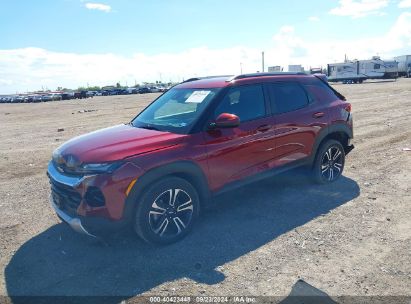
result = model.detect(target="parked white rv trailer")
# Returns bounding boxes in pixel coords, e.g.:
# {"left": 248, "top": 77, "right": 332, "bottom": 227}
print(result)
{"left": 383, "top": 60, "right": 399, "bottom": 79}
{"left": 288, "top": 65, "right": 304, "bottom": 73}
{"left": 358, "top": 56, "right": 386, "bottom": 80}
{"left": 328, "top": 56, "right": 398, "bottom": 83}
{"left": 327, "top": 61, "right": 365, "bottom": 83}
{"left": 393, "top": 55, "right": 411, "bottom": 77}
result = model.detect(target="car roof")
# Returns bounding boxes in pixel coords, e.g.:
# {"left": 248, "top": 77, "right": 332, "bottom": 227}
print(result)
{"left": 176, "top": 73, "right": 319, "bottom": 89}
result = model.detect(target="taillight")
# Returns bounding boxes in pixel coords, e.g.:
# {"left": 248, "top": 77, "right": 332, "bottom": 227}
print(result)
{"left": 345, "top": 103, "right": 352, "bottom": 113}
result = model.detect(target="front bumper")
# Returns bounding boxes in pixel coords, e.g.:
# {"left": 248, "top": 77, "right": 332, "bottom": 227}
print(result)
{"left": 47, "top": 161, "right": 139, "bottom": 237}
{"left": 50, "top": 195, "right": 96, "bottom": 238}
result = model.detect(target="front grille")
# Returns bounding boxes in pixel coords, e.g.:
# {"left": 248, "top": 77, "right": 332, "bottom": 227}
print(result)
{"left": 49, "top": 178, "right": 82, "bottom": 216}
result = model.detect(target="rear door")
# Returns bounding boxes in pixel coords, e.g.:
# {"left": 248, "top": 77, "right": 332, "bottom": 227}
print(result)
{"left": 266, "top": 81, "right": 329, "bottom": 167}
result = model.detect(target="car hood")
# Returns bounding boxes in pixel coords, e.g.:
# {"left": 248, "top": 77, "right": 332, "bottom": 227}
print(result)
{"left": 56, "top": 124, "right": 187, "bottom": 163}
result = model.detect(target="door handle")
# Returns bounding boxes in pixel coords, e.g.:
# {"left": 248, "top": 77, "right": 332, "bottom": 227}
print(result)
{"left": 313, "top": 112, "right": 325, "bottom": 118}
{"left": 257, "top": 124, "right": 271, "bottom": 132}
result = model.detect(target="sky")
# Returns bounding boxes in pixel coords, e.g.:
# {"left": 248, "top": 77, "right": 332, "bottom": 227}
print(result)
{"left": 0, "top": 0, "right": 411, "bottom": 93}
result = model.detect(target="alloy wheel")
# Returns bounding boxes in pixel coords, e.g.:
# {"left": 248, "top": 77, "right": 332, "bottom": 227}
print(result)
{"left": 148, "top": 188, "right": 194, "bottom": 238}
{"left": 321, "top": 146, "right": 343, "bottom": 181}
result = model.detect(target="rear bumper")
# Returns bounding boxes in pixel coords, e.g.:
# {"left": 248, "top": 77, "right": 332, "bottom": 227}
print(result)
{"left": 345, "top": 144, "right": 354, "bottom": 155}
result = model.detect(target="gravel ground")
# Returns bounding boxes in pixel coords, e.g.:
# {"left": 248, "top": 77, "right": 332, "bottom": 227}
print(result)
{"left": 0, "top": 79, "right": 410, "bottom": 302}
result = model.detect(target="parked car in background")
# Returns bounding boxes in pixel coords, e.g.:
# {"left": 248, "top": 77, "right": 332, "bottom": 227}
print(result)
{"left": 149, "top": 86, "right": 160, "bottom": 93}
{"left": 13, "top": 96, "right": 24, "bottom": 103}
{"left": 33, "top": 95, "right": 43, "bottom": 103}
{"left": 126, "top": 88, "right": 138, "bottom": 94}
{"left": 24, "top": 96, "right": 34, "bottom": 103}
{"left": 86, "top": 91, "right": 95, "bottom": 98}
{"left": 51, "top": 94, "right": 62, "bottom": 101}
{"left": 41, "top": 95, "right": 53, "bottom": 102}
{"left": 61, "top": 93, "right": 72, "bottom": 100}
{"left": 9, "top": 96, "right": 17, "bottom": 103}
{"left": 138, "top": 87, "right": 150, "bottom": 94}
{"left": 74, "top": 91, "right": 88, "bottom": 99}
{"left": 159, "top": 87, "right": 169, "bottom": 92}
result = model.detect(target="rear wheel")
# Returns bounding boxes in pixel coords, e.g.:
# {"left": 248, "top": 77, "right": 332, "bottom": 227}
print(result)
{"left": 134, "top": 177, "right": 200, "bottom": 244}
{"left": 312, "top": 140, "right": 345, "bottom": 184}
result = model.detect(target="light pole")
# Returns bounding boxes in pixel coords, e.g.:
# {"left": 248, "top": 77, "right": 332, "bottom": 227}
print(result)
{"left": 262, "top": 51, "right": 265, "bottom": 73}
{"left": 240, "top": 62, "right": 243, "bottom": 74}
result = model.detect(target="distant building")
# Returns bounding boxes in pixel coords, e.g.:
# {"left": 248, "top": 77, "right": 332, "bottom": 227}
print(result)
{"left": 267, "top": 66, "right": 283, "bottom": 72}
{"left": 288, "top": 65, "right": 304, "bottom": 73}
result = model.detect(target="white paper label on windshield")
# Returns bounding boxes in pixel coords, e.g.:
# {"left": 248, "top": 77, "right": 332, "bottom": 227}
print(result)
{"left": 185, "top": 90, "right": 211, "bottom": 103}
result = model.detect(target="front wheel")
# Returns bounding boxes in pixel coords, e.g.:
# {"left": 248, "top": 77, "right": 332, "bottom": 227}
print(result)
{"left": 312, "top": 140, "right": 345, "bottom": 184}
{"left": 134, "top": 177, "right": 200, "bottom": 244}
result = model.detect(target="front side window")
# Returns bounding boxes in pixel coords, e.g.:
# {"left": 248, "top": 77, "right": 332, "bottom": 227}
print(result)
{"left": 132, "top": 88, "right": 221, "bottom": 133}
{"left": 214, "top": 85, "right": 266, "bottom": 122}
{"left": 268, "top": 83, "right": 309, "bottom": 114}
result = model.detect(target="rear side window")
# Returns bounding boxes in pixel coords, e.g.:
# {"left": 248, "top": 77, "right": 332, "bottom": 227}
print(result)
{"left": 304, "top": 84, "right": 334, "bottom": 103}
{"left": 304, "top": 78, "right": 344, "bottom": 103}
{"left": 268, "top": 83, "right": 308, "bottom": 114}
{"left": 215, "top": 85, "right": 266, "bottom": 122}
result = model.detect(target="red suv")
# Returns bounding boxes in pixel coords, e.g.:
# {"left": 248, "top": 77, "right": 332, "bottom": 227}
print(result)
{"left": 47, "top": 73, "right": 353, "bottom": 244}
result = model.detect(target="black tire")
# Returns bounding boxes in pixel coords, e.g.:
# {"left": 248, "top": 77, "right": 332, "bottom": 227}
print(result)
{"left": 134, "top": 176, "right": 200, "bottom": 245}
{"left": 312, "top": 139, "right": 345, "bottom": 184}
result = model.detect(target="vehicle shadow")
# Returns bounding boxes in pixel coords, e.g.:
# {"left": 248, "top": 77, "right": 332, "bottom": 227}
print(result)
{"left": 5, "top": 172, "right": 360, "bottom": 301}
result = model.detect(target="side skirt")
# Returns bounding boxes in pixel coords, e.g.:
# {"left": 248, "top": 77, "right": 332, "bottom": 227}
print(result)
{"left": 213, "top": 158, "right": 312, "bottom": 197}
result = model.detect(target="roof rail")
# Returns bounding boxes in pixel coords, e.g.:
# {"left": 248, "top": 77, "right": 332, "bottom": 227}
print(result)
{"left": 227, "top": 72, "right": 307, "bottom": 82}
{"left": 182, "top": 75, "right": 233, "bottom": 83}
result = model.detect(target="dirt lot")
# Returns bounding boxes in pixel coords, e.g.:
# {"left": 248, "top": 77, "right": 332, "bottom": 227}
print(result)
{"left": 0, "top": 79, "right": 410, "bottom": 302}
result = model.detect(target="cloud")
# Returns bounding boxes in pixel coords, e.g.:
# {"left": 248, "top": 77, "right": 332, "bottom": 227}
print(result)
{"left": 268, "top": 12, "right": 411, "bottom": 68}
{"left": 330, "top": 0, "right": 389, "bottom": 18}
{"left": 308, "top": 16, "right": 320, "bottom": 22}
{"left": 84, "top": 2, "right": 111, "bottom": 12}
{"left": 1, "top": 13, "right": 411, "bottom": 93}
{"left": 0, "top": 47, "right": 261, "bottom": 93}
{"left": 398, "top": 0, "right": 411, "bottom": 8}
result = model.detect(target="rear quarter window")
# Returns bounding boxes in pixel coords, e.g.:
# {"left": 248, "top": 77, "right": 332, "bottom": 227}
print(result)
{"left": 303, "top": 82, "right": 341, "bottom": 104}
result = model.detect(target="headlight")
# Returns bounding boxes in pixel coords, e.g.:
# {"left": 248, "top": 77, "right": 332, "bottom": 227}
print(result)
{"left": 76, "top": 162, "right": 124, "bottom": 174}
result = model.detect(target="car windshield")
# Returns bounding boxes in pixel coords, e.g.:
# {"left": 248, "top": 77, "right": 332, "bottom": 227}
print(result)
{"left": 132, "top": 87, "right": 221, "bottom": 133}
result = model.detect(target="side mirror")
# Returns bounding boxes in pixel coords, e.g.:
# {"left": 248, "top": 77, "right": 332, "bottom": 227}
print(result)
{"left": 211, "top": 113, "right": 240, "bottom": 129}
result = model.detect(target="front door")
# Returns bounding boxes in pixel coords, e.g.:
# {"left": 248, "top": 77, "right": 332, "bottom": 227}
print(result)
{"left": 203, "top": 84, "right": 276, "bottom": 191}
